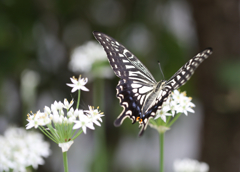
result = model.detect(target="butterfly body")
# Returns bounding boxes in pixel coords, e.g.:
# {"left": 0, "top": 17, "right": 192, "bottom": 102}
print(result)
{"left": 93, "top": 31, "right": 212, "bottom": 136}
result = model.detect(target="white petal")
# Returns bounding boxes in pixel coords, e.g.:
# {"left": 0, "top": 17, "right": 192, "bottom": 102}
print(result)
{"left": 73, "top": 121, "right": 82, "bottom": 130}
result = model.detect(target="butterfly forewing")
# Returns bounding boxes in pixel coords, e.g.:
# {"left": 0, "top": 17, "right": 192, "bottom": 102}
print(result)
{"left": 165, "top": 48, "right": 212, "bottom": 90}
{"left": 93, "top": 31, "right": 212, "bottom": 136}
{"left": 93, "top": 32, "right": 156, "bottom": 83}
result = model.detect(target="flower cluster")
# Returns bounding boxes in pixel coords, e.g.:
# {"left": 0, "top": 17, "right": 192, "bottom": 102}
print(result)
{"left": 149, "top": 90, "right": 195, "bottom": 133}
{"left": 155, "top": 90, "right": 195, "bottom": 122}
{"left": 26, "top": 76, "right": 104, "bottom": 152}
{"left": 26, "top": 100, "right": 103, "bottom": 133}
{"left": 68, "top": 41, "right": 114, "bottom": 79}
{"left": 173, "top": 158, "right": 209, "bottom": 172}
{"left": 0, "top": 127, "right": 50, "bottom": 172}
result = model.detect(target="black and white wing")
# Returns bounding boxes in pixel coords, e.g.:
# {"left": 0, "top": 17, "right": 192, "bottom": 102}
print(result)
{"left": 165, "top": 48, "right": 212, "bottom": 90}
{"left": 93, "top": 31, "right": 157, "bottom": 135}
{"left": 93, "top": 31, "right": 212, "bottom": 136}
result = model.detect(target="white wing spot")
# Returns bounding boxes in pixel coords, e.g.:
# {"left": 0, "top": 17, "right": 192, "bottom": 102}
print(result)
{"left": 126, "top": 110, "right": 132, "bottom": 115}
{"left": 119, "top": 53, "right": 124, "bottom": 57}
{"left": 177, "top": 75, "right": 181, "bottom": 80}
{"left": 118, "top": 94, "right": 124, "bottom": 99}
{"left": 126, "top": 65, "right": 135, "bottom": 69}
{"left": 133, "top": 89, "right": 137, "bottom": 93}
{"left": 131, "top": 83, "right": 142, "bottom": 88}
{"left": 122, "top": 102, "right": 129, "bottom": 108}
{"left": 139, "top": 86, "right": 153, "bottom": 94}
{"left": 134, "top": 93, "right": 139, "bottom": 97}
{"left": 140, "top": 95, "right": 145, "bottom": 105}
{"left": 162, "top": 91, "right": 166, "bottom": 96}
{"left": 137, "top": 95, "right": 141, "bottom": 100}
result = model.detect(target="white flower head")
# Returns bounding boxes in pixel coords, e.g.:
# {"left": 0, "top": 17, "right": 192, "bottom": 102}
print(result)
{"left": 173, "top": 158, "right": 209, "bottom": 172}
{"left": 0, "top": 127, "right": 51, "bottom": 171}
{"left": 66, "top": 75, "right": 89, "bottom": 92}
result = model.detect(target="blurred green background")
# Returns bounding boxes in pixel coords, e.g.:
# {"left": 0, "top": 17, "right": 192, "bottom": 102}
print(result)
{"left": 0, "top": 0, "right": 240, "bottom": 172}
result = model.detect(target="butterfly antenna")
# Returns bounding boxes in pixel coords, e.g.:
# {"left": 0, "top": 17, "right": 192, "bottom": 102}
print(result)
{"left": 158, "top": 61, "right": 165, "bottom": 80}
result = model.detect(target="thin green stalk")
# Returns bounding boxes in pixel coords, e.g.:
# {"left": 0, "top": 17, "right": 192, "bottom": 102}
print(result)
{"left": 62, "top": 152, "right": 69, "bottom": 172}
{"left": 166, "top": 115, "right": 172, "bottom": 125}
{"left": 39, "top": 126, "right": 58, "bottom": 143}
{"left": 76, "top": 89, "right": 81, "bottom": 109}
{"left": 72, "top": 129, "right": 83, "bottom": 140}
{"left": 92, "top": 78, "right": 108, "bottom": 172}
{"left": 167, "top": 113, "right": 181, "bottom": 127}
{"left": 160, "top": 132, "right": 165, "bottom": 172}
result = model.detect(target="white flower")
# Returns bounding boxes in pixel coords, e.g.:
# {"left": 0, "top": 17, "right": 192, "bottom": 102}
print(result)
{"left": 66, "top": 76, "right": 89, "bottom": 92}
{"left": 173, "top": 158, "right": 209, "bottom": 172}
{"left": 52, "top": 110, "right": 61, "bottom": 124}
{"left": 26, "top": 111, "right": 51, "bottom": 129}
{"left": 155, "top": 106, "right": 172, "bottom": 122}
{"left": 84, "top": 106, "right": 104, "bottom": 126}
{"left": 176, "top": 97, "right": 195, "bottom": 116}
{"left": 67, "top": 107, "right": 74, "bottom": 117}
{"left": 68, "top": 41, "right": 114, "bottom": 78}
{"left": 44, "top": 106, "right": 51, "bottom": 115}
{"left": 172, "top": 90, "right": 187, "bottom": 104}
{"left": 63, "top": 99, "right": 74, "bottom": 110}
{"left": 0, "top": 127, "right": 51, "bottom": 171}
{"left": 69, "top": 41, "right": 106, "bottom": 73}
{"left": 73, "top": 112, "right": 95, "bottom": 134}
{"left": 58, "top": 141, "right": 74, "bottom": 152}
{"left": 53, "top": 100, "right": 64, "bottom": 110}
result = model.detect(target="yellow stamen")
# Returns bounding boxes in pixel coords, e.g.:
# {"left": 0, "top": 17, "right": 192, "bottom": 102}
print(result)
{"left": 182, "top": 91, "right": 186, "bottom": 96}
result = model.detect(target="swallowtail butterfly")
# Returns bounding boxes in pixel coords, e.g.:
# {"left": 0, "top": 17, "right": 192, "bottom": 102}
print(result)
{"left": 93, "top": 31, "right": 212, "bottom": 136}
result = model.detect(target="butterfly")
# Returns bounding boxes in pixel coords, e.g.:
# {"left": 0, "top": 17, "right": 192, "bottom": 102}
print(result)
{"left": 93, "top": 31, "right": 212, "bottom": 136}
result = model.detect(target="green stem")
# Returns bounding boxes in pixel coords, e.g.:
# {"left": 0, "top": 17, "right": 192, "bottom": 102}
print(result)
{"left": 76, "top": 89, "right": 81, "bottom": 109}
{"left": 160, "top": 132, "right": 165, "bottom": 172}
{"left": 62, "top": 152, "right": 69, "bottom": 172}
{"left": 167, "top": 113, "right": 182, "bottom": 127}
{"left": 72, "top": 129, "right": 83, "bottom": 140}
